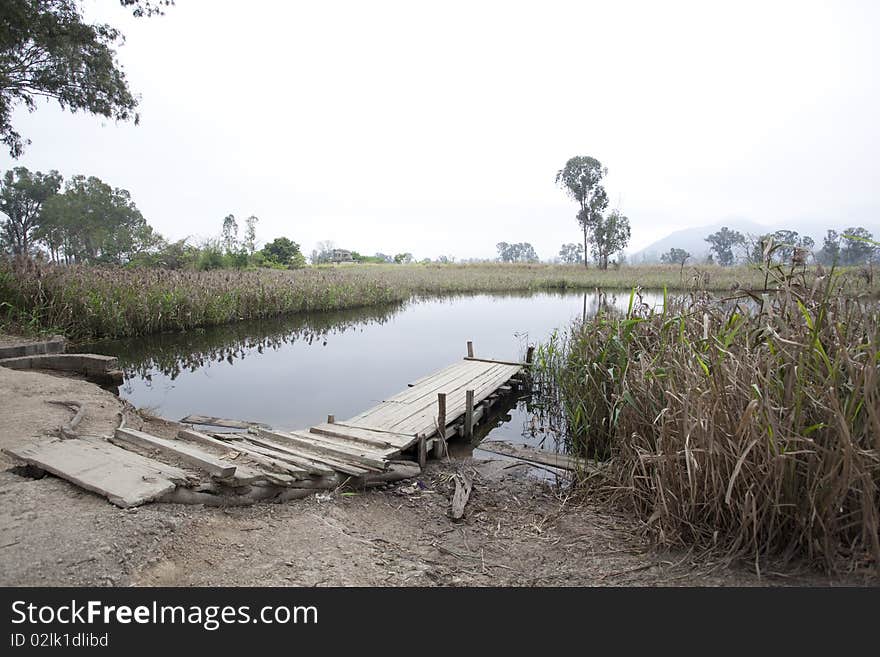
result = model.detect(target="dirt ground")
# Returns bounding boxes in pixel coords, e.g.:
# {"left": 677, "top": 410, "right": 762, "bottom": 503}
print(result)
{"left": 0, "top": 365, "right": 874, "bottom": 587}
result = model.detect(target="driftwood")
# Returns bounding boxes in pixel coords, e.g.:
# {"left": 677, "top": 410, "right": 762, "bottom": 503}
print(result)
{"left": 477, "top": 440, "right": 586, "bottom": 472}
{"left": 450, "top": 472, "right": 472, "bottom": 521}
{"left": 46, "top": 400, "right": 86, "bottom": 439}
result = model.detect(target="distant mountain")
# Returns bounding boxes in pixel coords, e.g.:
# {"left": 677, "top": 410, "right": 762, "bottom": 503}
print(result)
{"left": 631, "top": 219, "right": 768, "bottom": 263}
{"left": 632, "top": 217, "right": 880, "bottom": 263}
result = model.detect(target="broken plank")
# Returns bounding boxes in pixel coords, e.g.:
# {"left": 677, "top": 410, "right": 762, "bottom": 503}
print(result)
{"left": 476, "top": 440, "right": 586, "bottom": 471}
{"left": 176, "top": 429, "right": 297, "bottom": 486}
{"left": 179, "top": 415, "right": 268, "bottom": 430}
{"left": 309, "top": 422, "right": 413, "bottom": 451}
{"left": 112, "top": 428, "right": 237, "bottom": 478}
{"left": 254, "top": 428, "right": 390, "bottom": 471}
{"left": 207, "top": 436, "right": 311, "bottom": 479}
{"left": 3, "top": 437, "right": 182, "bottom": 508}
{"left": 236, "top": 436, "right": 349, "bottom": 476}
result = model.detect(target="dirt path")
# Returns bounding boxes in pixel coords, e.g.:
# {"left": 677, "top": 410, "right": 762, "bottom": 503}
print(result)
{"left": 0, "top": 366, "right": 871, "bottom": 587}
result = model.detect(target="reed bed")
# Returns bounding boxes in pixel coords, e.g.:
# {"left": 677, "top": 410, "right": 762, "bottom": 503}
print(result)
{"left": 532, "top": 264, "right": 880, "bottom": 572}
{"left": 0, "top": 258, "right": 875, "bottom": 339}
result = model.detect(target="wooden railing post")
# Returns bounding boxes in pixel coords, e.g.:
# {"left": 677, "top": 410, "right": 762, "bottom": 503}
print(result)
{"left": 418, "top": 435, "right": 427, "bottom": 469}
{"left": 526, "top": 346, "right": 535, "bottom": 364}
{"left": 464, "top": 389, "right": 474, "bottom": 439}
{"left": 327, "top": 414, "right": 335, "bottom": 424}
{"left": 467, "top": 341, "right": 474, "bottom": 358}
{"left": 434, "top": 392, "right": 447, "bottom": 457}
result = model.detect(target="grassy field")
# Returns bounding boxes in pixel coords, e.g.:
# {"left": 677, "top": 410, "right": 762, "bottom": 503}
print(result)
{"left": 1, "top": 258, "right": 876, "bottom": 339}
{"left": 531, "top": 263, "right": 880, "bottom": 572}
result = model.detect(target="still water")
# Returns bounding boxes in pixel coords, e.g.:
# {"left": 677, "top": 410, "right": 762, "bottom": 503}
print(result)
{"left": 84, "top": 290, "right": 662, "bottom": 452}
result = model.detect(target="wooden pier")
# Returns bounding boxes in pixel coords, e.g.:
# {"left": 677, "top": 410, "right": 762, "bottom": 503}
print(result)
{"left": 4, "top": 345, "right": 531, "bottom": 508}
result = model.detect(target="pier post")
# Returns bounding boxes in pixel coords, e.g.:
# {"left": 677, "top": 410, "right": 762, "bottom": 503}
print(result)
{"left": 526, "top": 346, "right": 535, "bottom": 364}
{"left": 464, "top": 389, "right": 474, "bottom": 439}
{"left": 467, "top": 341, "right": 474, "bottom": 358}
{"left": 418, "top": 435, "right": 427, "bottom": 469}
{"left": 434, "top": 392, "right": 447, "bottom": 457}
{"left": 327, "top": 414, "right": 335, "bottom": 424}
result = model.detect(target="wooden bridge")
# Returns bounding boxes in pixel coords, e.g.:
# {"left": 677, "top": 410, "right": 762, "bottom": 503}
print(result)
{"left": 5, "top": 344, "right": 532, "bottom": 507}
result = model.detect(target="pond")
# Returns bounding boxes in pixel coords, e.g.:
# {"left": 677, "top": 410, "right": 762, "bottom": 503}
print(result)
{"left": 83, "top": 290, "right": 664, "bottom": 455}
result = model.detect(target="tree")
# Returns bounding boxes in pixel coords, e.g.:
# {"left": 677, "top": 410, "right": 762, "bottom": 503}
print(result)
{"left": 0, "top": 166, "right": 62, "bottom": 254}
{"left": 558, "top": 242, "right": 584, "bottom": 264}
{"left": 816, "top": 229, "right": 840, "bottom": 265}
{"left": 705, "top": 227, "right": 746, "bottom": 266}
{"left": 0, "top": 1, "right": 173, "bottom": 157}
{"left": 590, "top": 209, "right": 631, "bottom": 269}
{"left": 221, "top": 214, "right": 238, "bottom": 253}
{"left": 555, "top": 156, "right": 607, "bottom": 268}
{"left": 393, "top": 252, "right": 413, "bottom": 264}
{"left": 38, "top": 174, "right": 157, "bottom": 263}
{"left": 660, "top": 247, "right": 691, "bottom": 267}
{"left": 243, "top": 215, "right": 258, "bottom": 255}
{"left": 840, "top": 227, "right": 877, "bottom": 265}
{"left": 261, "top": 236, "right": 304, "bottom": 268}
{"left": 496, "top": 241, "right": 538, "bottom": 263}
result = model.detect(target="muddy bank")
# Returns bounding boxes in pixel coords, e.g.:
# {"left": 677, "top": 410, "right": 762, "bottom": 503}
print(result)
{"left": 0, "top": 365, "right": 874, "bottom": 586}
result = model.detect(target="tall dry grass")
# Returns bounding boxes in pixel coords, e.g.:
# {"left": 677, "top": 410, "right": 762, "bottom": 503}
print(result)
{"left": 532, "top": 262, "right": 880, "bottom": 572}
{"left": 3, "top": 257, "right": 874, "bottom": 340}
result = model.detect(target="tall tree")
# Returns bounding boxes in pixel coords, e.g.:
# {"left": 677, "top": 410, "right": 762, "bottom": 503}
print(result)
{"left": 705, "top": 227, "right": 746, "bottom": 266}
{"left": 221, "top": 214, "right": 238, "bottom": 253}
{"left": 840, "top": 227, "right": 877, "bottom": 265}
{"left": 0, "top": 1, "right": 171, "bottom": 158}
{"left": 555, "top": 156, "right": 607, "bottom": 268}
{"left": 0, "top": 166, "right": 62, "bottom": 254}
{"left": 243, "top": 215, "right": 258, "bottom": 255}
{"left": 39, "top": 174, "right": 157, "bottom": 263}
{"left": 816, "top": 229, "right": 840, "bottom": 265}
{"left": 590, "top": 209, "right": 631, "bottom": 269}
{"left": 558, "top": 242, "right": 584, "bottom": 264}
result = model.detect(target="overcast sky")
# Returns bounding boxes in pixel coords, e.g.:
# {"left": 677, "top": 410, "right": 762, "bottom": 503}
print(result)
{"left": 3, "top": 0, "right": 878, "bottom": 260}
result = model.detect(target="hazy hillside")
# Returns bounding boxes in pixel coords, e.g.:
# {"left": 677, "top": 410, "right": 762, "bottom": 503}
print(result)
{"left": 632, "top": 217, "right": 880, "bottom": 263}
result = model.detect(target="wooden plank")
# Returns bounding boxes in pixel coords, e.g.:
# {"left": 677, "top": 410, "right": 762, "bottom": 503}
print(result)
{"left": 465, "top": 356, "right": 528, "bottom": 367}
{"left": 214, "top": 439, "right": 310, "bottom": 479}
{"left": 309, "top": 423, "right": 414, "bottom": 451}
{"left": 238, "top": 435, "right": 352, "bottom": 476}
{"left": 112, "top": 428, "right": 236, "bottom": 478}
{"left": 254, "top": 428, "right": 390, "bottom": 471}
{"left": 386, "top": 364, "right": 519, "bottom": 435}
{"left": 354, "top": 363, "right": 505, "bottom": 431}
{"left": 179, "top": 415, "right": 267, "bottom": 430}
{"left": 394, "top": 362, "right": 474, "bottom": 400}
{"left": 476, "top": 440, "right": 587, "bottom": 471}
{"left": 3, "top": 437, "right": 182, "bottom": 508}
{"left": 176, "top": 429, "right": 297, "bottom": 486}
{"left": 387, "top": 361, "right": 494, "bottom": 405}
{"left": 241, "top": 438, "right": 370, "bottom": 477}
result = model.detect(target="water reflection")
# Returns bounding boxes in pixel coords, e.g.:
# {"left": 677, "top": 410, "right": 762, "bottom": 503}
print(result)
{"left": 84, "top": 302, "right": 406, "bottom": 385}
{"left": 83, "top": 290, "right": 664, "bottom": 450}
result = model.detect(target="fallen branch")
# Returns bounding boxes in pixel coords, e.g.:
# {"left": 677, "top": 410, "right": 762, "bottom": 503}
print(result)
{"left": 46, "top": 400, "right": 85, "bottom": 440}
{"left": 450, "top": 472, "right": 472, "bottom": 521}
